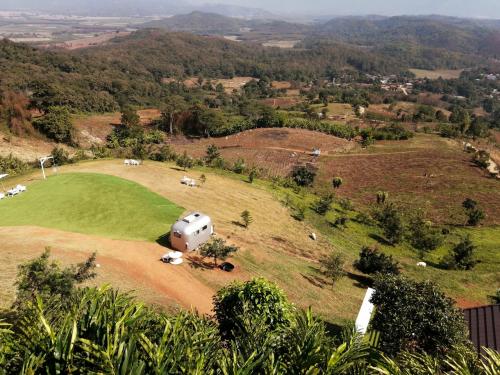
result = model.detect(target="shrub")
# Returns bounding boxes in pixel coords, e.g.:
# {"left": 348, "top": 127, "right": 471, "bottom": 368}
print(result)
{"left": 33, "top": 106, "right": 75, "bottom": 145}
{"left": 408, "top": 216, "right": 444, "bottom": 259}
{"left": 200, "top": 238, "right": 238, "bottom": 267}
{"left": 312, "top": 193, "right": 334, "bottom": 215}
{"left": 51, "top": 146, "right": 70, "bottom": 165}
{"left": 354, "top": 246, "right": 400, "bottom": 275}
{"left": 240, "top": 210, "right": 253, "bottom": 228}
{"left": 0, "top": 154, "right": 29, "bottom": 175}
{"left": 320, "top": 252, "right": 346, "bottom": 284}
{"left": 232, "top": 158, "right": 246, "bottom": 174}
{"left": 443, "top": 235, "right": 478, "bottom": 270}
{"left": 291, "top": 165, "right": 316, "bottom": 187}
{"left": 176, "top": 151, "right": 194, "bottom": 171}
{"left": 332, "top": 177, "right": 343, "bottom": 189}
{"left": 205, "top": 144, "right": 220, "bottom": 165}
{"left": 462, "top": 198, "right": 485, "bottom": 226}
{"left": 373, "top": 203, "right": 405, "bottom": 245}
{"left": 339, "top": 198, "right": 354, "bottom": 211}
{"left": 213, "top": 278, "right": 294, "bottom": 339}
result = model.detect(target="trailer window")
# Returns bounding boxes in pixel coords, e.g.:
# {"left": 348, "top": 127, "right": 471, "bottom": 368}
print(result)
{"left": 202, "top": 225, "right": 208, "bottom": 231}
{"left": 173, "top": 232, "right": 181, "bottom": 238}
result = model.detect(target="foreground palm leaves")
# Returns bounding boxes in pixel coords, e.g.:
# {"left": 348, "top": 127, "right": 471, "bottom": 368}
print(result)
{"left": 0, "top": 286, "right": 498, "bottom": 374}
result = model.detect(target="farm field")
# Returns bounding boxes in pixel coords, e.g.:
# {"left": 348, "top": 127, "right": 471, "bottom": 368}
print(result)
{"left": 173, "top": 131, "right": 500, "bottom": 225}
{"left": 0, "top": 159, "right": 498, "bottom": 325}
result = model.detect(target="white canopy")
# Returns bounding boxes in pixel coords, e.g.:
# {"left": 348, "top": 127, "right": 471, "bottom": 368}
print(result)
{"left": 167, "top": 251, "right": 183, "bottom": 259}
{"left": 0, "top": 174, "right": 8, "bottom": 180}
{"left": 355, "top": 288, "right": 375, "bottom": 335}
{"left": 170, "top": 258, "right": 184, "bottom": 265}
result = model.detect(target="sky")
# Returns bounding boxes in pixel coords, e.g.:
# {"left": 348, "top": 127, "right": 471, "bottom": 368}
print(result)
{"left": 195, "top": 0, "right": 500, "bottom": 18}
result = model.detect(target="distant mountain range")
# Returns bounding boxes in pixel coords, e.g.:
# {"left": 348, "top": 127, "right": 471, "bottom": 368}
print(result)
{"left": 0, "top": 0, "right": 273, "bottom": 18}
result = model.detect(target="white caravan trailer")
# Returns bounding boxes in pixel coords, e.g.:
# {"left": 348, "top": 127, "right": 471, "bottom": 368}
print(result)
{"left": 170, "top": 212, "right": 213, "bottom": 251}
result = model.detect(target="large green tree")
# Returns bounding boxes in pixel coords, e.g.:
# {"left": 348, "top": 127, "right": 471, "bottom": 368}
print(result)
{"left": 370, "top": 275, "right": 469, "bottom": 356}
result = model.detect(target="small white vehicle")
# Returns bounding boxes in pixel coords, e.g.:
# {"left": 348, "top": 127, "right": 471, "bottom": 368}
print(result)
{"left": 16, "top": 184, "right": 26, "bottom": 192}
{"left": 124, "top": 159, "right": 140, "bottom": 166}
{"left": 7, "top": 188, "right": 19, "bottom": 197}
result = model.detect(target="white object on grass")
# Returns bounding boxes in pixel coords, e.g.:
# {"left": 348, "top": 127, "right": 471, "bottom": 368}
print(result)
{"left": 355, "top": 288, "right": 375, "bottom": 335}
{"left": 416, "top": 262, "right": 427, "bottom": 267}
{"left": 170, "top": 258, "right": 184, "bottom": 265}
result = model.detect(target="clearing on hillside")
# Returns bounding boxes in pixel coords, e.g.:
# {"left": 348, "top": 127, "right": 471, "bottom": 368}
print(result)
{"left": 410, "top": 68, "right": 463, "bottom": 79}
{"left": 0, "top": 173, "right": 184, "bottom": 241}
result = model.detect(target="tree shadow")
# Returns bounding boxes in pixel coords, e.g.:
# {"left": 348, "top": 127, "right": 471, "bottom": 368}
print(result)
{"left": 322, "top": 320, "right": 346, "bottom": 340}
{"left": 346, "top": 272, "right": 373, "bottom": 289}
{"left": 231, "top": 220, "right": 245, "bottom": 228}
{"left": 368, "top": 233, "right": 392, "bottom": 246}
{"left": 301, "top": 273, "right": 326, "bottom": 289}
{"left": 186, "top": 255, "right": 215, "bottom": 270}
{"left": 156, "top": 233, "right": 172, "bottom": 249}
{"left": 170, "top": 167, "right": 186, "bottom": 172}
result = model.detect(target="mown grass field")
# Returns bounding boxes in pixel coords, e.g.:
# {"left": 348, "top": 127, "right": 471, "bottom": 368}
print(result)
{"left": 0, "top": 172, "right": 184, "bottom": 241}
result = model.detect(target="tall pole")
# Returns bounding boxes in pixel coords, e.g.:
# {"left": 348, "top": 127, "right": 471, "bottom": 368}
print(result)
{"left": 40, "top": 159, "right": 46, "bottom": 180}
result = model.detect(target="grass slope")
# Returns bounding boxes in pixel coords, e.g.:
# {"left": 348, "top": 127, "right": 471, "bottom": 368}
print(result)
{"left": 0, "top": 173, "right": 184, "bottom": 241}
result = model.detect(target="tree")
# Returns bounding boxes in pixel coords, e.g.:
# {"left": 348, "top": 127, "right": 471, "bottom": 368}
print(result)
{"left": 462, "top": 198, "right": 485, "bottom": 226}
{"left": 240, "top": 210, "right": 253, "bottom": 229}
{"left": 161, "top": 95, "right": 187, "bottom": 134}
{"left": 248, "top": 168, "right": 257, "bottom": 183}
{"left": 213, "top": 277, "right": 294, "bottom": 338}
{"left": 176, "top": 151, "right": 194, "bottom": 171}
{"left": 33, "top": 106, "right": 75, "bottom": 145}
{"left": 51, "top": 146, "right": 70, "bottom": 166}
{"left": 489, "top": 289, "right": 500, "bottom": 304}
{"left": 374, "top": 203, "right": 405, "bottom": 245}
{"left": 205, "top": 144, "right": 220, "bottom": 165}
{"left": 120, "top": 106, "right": 140, "bottom": 128}
{"left": 14, "top": 248, "right": 96, "bottom": 307}
{"left": 370, "top": 275, "right": 468, "bottom": 356}
{"left": 200, "top": 238, "right": 238, "bottom": 267}
{"left": 232, "top": 158, "right": 246, "bottom": 174}
{"left": 354, "top": 246, "right": 400, "bottom": 275}
{"left": 408, "top": 216, "right": 443, "bottom": 259}
{"left": 376, "top": 191, "right": 388, "bottom": 204}
{"left": 312, "top": 193, "right": 334, "bottom": 215}
{"left": 332, "top": 177, "right": 343, "bottom": 189}
{"left": 444, "top": 235, "right": 478, "bottom": 270}
{"left": 291, "top": 166, "right": 316, "bottom": 187}
{"left": 320, "top": 252, "right": 346, "bottom": 284}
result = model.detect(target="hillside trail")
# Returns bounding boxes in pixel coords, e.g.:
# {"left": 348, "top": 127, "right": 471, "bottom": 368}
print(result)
{"left": 0, "top": 226, "right": 215, "bottom": 314}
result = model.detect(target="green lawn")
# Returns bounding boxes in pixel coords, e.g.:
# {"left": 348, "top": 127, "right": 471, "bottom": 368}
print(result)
{"left": 0, "top": 173, "right": 184, "bottom": 241}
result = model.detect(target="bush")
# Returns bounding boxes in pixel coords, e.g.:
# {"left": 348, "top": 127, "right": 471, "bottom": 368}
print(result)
{"left": 33, "top": 106, "right": 75, "bottom": 145}
{"left": 312, "top": 193, "right": 334, "bottom": 215}
{"left": 232, "top": 158, "right": 246, "bottom": 174}
{"left": 213, "top": 278, "right": 294, "bottom": 339}
{"left": 51, "top": 146, "right": 71, "bottom": 166}
{"left": 462, "top": 198, "right": 485, "bottom": 226}
{"left": 176, "top": 151, "right": 194, "bottom": 171}
{"left": 443, "top": 235, "right": 478, "bottom": 270}
{"left": 373, "top": 203, "right": 405, "bottom": 245}
{"left": 320, "top": 252, "right": 346, "bottom": 284}
{"left": 0, "top": 154, "right": 29, "bottom": 175}
{"left": 408, "top": 216, "right": 444, "bottom": 259}
{"left": 291, "top": 165, "right": 316, "bottom": 187}
{"left": 354, "top": 246, "right": 400, "bottom": 275}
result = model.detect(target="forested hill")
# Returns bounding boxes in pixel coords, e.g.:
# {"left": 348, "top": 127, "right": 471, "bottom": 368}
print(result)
{"left": 0, "top": 30, "right": 402, "bottom": 112}
{"left": 313, "top": 16, "right": 500, "bottom": 59}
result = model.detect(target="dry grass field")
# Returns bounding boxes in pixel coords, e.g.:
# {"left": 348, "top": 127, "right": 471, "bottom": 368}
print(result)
{"left": 73, "top": 109, "right": 160, "bottom": 147}
{"left": 410, "top": 68, "right": 464, "bottom": 79}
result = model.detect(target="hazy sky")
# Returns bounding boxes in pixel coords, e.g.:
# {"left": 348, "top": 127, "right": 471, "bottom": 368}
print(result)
{"left": 196, "top": 0, "right": 500, "bottom": 18}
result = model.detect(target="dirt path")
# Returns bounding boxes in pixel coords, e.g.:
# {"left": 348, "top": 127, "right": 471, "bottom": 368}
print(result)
{"left": 0, "top": 226, "right": 214, "bottom": 314}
